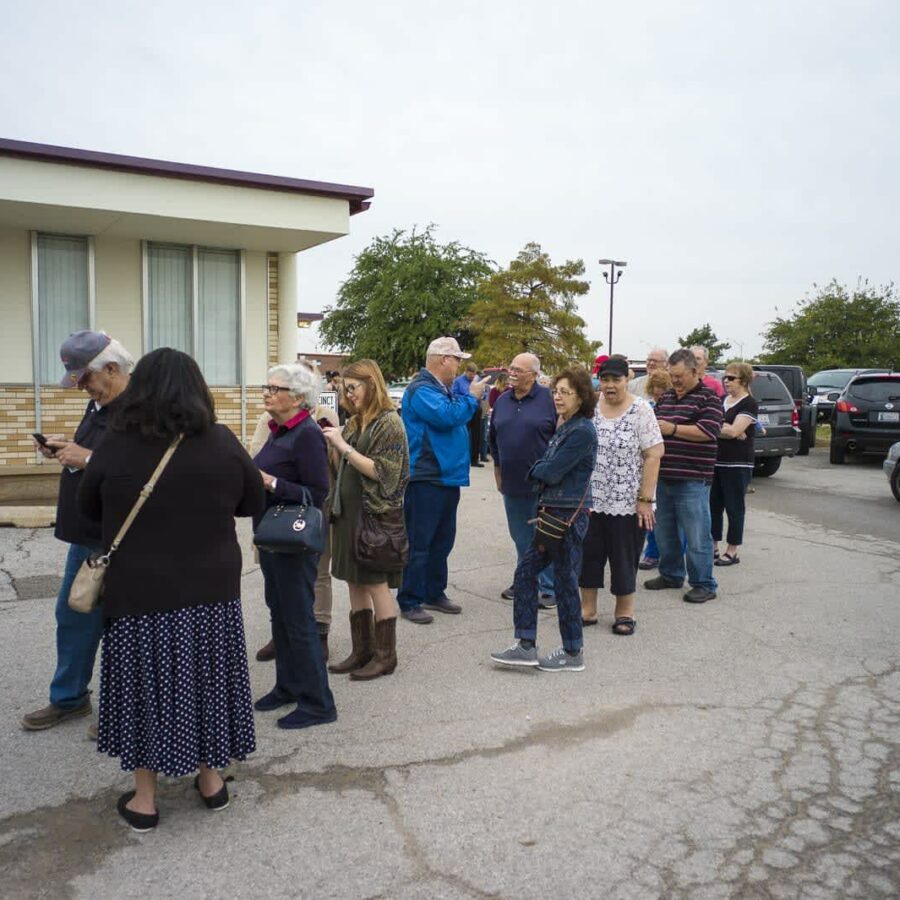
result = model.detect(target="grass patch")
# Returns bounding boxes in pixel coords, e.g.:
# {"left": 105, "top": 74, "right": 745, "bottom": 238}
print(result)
{"left": 816, "top": 423, "right": 831, "bottom": 445}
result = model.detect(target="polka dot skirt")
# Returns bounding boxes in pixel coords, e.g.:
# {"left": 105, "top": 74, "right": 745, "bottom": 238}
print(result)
{"left": 97, "top": 599, "right": 256, "bottom": 777}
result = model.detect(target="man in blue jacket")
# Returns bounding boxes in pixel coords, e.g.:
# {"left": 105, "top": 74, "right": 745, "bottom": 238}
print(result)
{"left": 398, "top": 337, "right": 488, "bottom": 623}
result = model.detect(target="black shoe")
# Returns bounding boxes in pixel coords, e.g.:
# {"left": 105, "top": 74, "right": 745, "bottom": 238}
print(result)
{"left": 643, "top": 575, "right": 683, "bottom": 590}
{"left": 254, "top": 689, "right": 293, "bottom": 712}
{"left": 277, "top": 707, "right": 338, "bottom": 730}
{"left": 683, "top": 587, "right": 716, "bottom": 604}
{"left": 401, "top": 607, "right": 434, "bottom": 624}
{"left": 538, "top": 593, "right": 557, "bottom": 609}
{"left": 500, "top": 586, "right": 515, "bottom": 601}
{"left": 193, "top": 774, "right": 230, "bottom": 811}
{"left": 472, "top": 462, "right": 485, "bottom": 468}
{"left": 117, "top": 791, "right": 159, "bottom": 833}
{"left": 422, "top": 596, "right": 462, "bottom": 615}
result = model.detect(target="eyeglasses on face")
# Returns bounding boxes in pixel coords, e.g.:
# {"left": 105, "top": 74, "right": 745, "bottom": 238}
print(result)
{"left": 262, "top": 384, "right": 291, "bottom": 395}
{"left": 344, "top": 382, "right": 364, "bottom": 395}
{"left": 508, "top": 366, "right": 535, "bottom": 375}
{"left": 552, "top": 387, "right": 575, "bottom": 397}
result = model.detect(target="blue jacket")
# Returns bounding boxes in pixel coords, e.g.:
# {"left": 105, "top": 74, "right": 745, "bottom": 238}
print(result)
{"left": 402, "top": 368, "right": 477, "bottom": 487}
{"left": 527, "top": 415, "right": 597, "bottom": 508}
{"left": 451, "top": 373, "right": 474, "bottom": 398}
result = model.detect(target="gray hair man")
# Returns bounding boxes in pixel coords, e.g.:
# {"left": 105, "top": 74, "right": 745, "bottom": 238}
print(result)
{"left": 690, "top": 345, "right": 725, "bottom": 398}
{"left": 628, "top": 347, "right": 668, "bottom": 397}
{"left": 489, "top": 352, "right": 557, "bottom": 606}
{"left": 23, "top": 331, "right": 134, "bottom": 734}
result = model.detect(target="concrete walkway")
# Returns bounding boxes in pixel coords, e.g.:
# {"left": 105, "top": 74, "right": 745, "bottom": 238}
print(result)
{"left": 1, "top": 463, "right": 898, "bottom": 898}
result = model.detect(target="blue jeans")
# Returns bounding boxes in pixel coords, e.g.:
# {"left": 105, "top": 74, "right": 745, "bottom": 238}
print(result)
{"left": 397, "top": 482, "right": 460, "bottom": 611}
{"left": 643, "top": 528, "right": 687, "bottom": 560}
{"left": 655, "top": 479, "right": 717, "bottom": 592}
{"left": 512, "top": 508, "right": 588, "bottom": 651}
{"left": 260, "top": 550, "right": 336, "bottom": 720}
{"left": 50, "top": 543, "right": 104, "bottom": 710}
{"left": 502, "top": 493, "right": 554, "bottom": 596}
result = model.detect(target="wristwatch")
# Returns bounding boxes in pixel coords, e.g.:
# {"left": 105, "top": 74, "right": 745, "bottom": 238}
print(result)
{"left": 268, "top": 477, "right": 278, "bottom": 492}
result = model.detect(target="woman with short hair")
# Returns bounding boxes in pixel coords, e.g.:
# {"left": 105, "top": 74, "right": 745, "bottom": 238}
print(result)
{"left": 321, "top": 359, "right": 409, "bottom": 679}
{"left": 253, "top": 362, "right": 336, "bottom": 730}
{"left": 78, "top": 348, "right": 266, "bottom": 832}
{"left": 711, "top": 362, "right": 758, "bottom": 565}
{"left": 491, "top": 366, "right": 597, "bottom": 672}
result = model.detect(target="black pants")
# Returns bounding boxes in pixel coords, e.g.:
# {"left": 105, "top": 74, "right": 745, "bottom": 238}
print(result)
{"left": 468, "top": 405, "right": 482, "bottom": 465}
{"left": 578, "top": 512, "right": 644, "bottom": 596}
{"left": 710, "top": 466, "right": 752, "bottom": 546}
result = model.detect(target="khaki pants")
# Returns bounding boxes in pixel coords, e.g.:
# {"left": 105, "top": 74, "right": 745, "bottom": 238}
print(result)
{"left": 313, "top": 535, "right": 333, "bottom": 630}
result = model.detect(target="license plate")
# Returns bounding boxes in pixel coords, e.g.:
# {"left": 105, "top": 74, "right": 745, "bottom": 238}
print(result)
{"left": 757, "top": 414, "right": 770, "bottom": 425}
{"left": 877, "top": 411, "right": 899, "bottom": 422}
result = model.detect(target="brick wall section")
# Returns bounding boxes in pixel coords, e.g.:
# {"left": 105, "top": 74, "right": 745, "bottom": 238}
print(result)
{"left": 267, "top": 252, "right": 279, "bottom": 368}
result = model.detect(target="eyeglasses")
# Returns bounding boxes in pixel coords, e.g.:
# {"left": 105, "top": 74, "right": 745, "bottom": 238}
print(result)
{"left": 552, "top": 388, "right": 575, "bottom": 397}
{"left": 344, "top": 382, "right": 364, "bottom": 395}
{"left": 262, "top": 384, "right": 291, "bottom": 395}
{"left": 508, "top": 366, "right": 533, "bottom": 375}
{"left": 722, "top": 375, "right": 739, "bottom": 382}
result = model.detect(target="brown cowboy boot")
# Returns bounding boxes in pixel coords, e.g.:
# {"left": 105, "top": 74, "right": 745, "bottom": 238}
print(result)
{"left": 255, "top": 639, "right": 275, "bottom": 662}
{"left": 328, "top": 609, "right": 374, "bottom": 674}
{"left": 350, "top": 617, "right": 397, "bottom": 680}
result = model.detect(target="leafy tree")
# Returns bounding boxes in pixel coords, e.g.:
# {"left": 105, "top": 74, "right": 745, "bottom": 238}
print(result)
{"left": 760, "top": 279, "right": 900, "bottom": 371}
{"left": 468, "top": 243, "right": 599, "bottom": 372}
{"left": 319, "top": 226, "right": 492, "bottom": 379}
{"left": 676, "top": 324, "right": 731, "bottom": 364}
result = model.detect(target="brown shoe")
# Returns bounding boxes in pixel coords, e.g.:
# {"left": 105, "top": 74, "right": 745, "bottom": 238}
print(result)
{"left": 328, "top": 609, "right": 374, "bottom": 674}
{"left": 255, "top": 639, "right": 275, "bottom": 662}
{"left": 350, "top": 617, "right": 397, "bottom": 680}
{"left": 319, "top": 631, "right": 329, "bottom": 663}
{"left": 22, "top": 700, "right": 91, "bottom": 731}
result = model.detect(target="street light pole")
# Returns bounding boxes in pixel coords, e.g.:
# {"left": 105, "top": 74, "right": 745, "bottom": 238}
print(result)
{"left": 598, "top": 259, "right": 627, "bottom": 354}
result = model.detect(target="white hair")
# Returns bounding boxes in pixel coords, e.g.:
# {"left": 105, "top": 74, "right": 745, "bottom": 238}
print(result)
{"left": 648, "top": 347, "right": 668, "bottom": 359}
{"left": 87, "top": 338, "right": 135, "bottom": 374}
{"left": 513, "top": 352, "right": 541, "bottom": 373}
{"left": 690, "top": 345, "right": 709, "bottom": 361}
{"left": 268, "top": 362, "right": 321, "bottom": 408}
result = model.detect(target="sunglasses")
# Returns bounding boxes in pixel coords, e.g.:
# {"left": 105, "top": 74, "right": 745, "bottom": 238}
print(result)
{"left": 722, "top": 375, "right": 739, "bottom": 382}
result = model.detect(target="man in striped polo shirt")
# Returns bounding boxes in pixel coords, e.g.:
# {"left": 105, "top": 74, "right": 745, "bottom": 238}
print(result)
{"left": 644, "top": 348, "right": 724, "bottom": 603}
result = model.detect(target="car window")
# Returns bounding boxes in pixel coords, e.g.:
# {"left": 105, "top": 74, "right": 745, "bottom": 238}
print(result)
{"left": 847, "top": 379, "right": 900, "bottom": 402}
{"left": 808, "top": 371, "right": 854, "bottom": 389}
{"left": 750, "top": 375, "right": 791, "bottom": 403}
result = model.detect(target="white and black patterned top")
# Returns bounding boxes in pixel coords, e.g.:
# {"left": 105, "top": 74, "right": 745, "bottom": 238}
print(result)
{"left": 589, "top": 397, "right": 664, "bottom": 516}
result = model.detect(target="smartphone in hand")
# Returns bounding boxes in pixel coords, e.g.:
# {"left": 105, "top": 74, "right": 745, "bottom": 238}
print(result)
{"left": 32, "top": 432, "right": 49, "bottom": 447}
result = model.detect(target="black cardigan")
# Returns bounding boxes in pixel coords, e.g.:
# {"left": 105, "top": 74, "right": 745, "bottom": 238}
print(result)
{"left": 77, "top": 425, "right": 266, "bottom": 619}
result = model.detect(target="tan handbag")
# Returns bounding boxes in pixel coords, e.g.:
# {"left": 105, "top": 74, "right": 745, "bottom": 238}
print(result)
{"left": 68, "top": 435, "right": 183, "bottom": 614}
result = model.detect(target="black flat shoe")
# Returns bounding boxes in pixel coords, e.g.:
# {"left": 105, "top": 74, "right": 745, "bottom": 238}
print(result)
{"left": 117, "top": 791, "right": 158, "bottom": 832}
{"left": 193, "top": 774, "right": 230, "bottom": 811}
{"left": 714, "top": 553, "right": 740, "bottom": 567}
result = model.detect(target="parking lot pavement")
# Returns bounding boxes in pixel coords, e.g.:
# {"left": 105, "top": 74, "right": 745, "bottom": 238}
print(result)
{"left": 1, "top": 462, "right": 898, "bottom": 899}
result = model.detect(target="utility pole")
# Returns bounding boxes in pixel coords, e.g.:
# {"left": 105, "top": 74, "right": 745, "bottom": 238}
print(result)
{"left": 598, "top": 259, "right": 627, "bottom": 354}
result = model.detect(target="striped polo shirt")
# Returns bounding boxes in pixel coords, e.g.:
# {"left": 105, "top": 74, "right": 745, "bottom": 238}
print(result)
{"left": 655, "top": 382, "right": 724, "bottom": 481}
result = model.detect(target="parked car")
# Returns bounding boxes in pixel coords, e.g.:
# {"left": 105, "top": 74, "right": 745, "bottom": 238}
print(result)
{"left": 829, "top": 373, "right": 900, "bottom": 464}
{"left": 387, "top": 379, "right": 412, "bottom": 410}
{"left": 753, "top": 364, "right": 816, "bottom": 455}
{"left": 883, "top": 442, "right": 900, "bottom": 502}
{"left": 808, "top": 368, "right": 889, "bottom": 421}
{"left": 749, "top": 371, "right": 801, "bottom": 476}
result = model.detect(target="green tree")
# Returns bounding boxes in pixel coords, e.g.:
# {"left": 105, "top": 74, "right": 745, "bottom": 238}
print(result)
{"left": 760, "top": 279, "right": 900, "bottom": 371}
{"left": 319, "top": 226, "right": 492, "bottom": 379}
{"left": 469, "top": 243, "right": 599, "bottom": 372}
{"left": 676, "top": 324, "right": 732, "bottom": 364}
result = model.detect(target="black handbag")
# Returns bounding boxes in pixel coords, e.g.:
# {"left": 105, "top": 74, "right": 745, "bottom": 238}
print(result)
{"left": 353, "top": 505, "right": 409, "bottom": 572}
{"left": 532, "top": 483, "right": 591, "bottom": 557}
{"left": 253, "top": 486, "right": 325, "bottom": 555}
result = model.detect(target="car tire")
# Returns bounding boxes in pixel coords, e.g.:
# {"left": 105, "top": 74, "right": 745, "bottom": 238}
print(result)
{"left": 829, "top": 439, "right": 846, "bottom": 465}
{"left": 891, "top": 463, "right": 900, "bottom": 503}
{"left": 754, "top": 457, "right": 782, "bottom": 477}
{"left": 797, "top": 430, "right": 810, "bottom": 456}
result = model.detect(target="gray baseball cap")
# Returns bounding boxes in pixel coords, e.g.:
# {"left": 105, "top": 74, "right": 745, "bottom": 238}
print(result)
{"left": 426, "top": 336, "right": 471, "bottom": 359}
{"left": 59, "top": 330, "right": 112, "bottom": 388}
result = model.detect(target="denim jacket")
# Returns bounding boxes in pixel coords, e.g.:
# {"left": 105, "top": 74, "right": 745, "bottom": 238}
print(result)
{"left": 526, "top": 416, "right": 597, "bottom": 508}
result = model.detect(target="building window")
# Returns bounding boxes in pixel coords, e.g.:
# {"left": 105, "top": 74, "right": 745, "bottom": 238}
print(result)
{"left": 34, "top": 234, "right": 92, "bottom": 384}
{"left": 145, "top": 242, "right": 241, "bottom": 385}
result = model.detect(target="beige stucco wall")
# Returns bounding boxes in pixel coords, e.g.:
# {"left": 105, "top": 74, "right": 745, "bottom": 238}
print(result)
{"left": 94, "top": 236, "right": 142, "bottom": 355}
{"left": 0, "top": 228, "right": 32, "bottom": 383}
{"left": 244, "top": 249, "right": 269, "bottom": 385}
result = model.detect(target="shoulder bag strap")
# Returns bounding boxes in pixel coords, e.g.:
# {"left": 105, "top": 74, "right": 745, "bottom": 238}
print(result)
{"left": 105, "top": 434, "right": 184, "bottom": 558}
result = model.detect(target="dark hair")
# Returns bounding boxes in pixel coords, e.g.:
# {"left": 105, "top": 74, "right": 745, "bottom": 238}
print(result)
{"left": 553, "top": 366, "right": 597, "bottom": 418}
{"left": 669, "top": 348, "right": 697, "bottom": 370}
{"left": 112, "top": 348, "right": 216, "bottom": 439}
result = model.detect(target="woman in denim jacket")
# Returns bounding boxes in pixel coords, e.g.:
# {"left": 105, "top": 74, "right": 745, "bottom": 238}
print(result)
{"left": 491, "top": 366, "right": 598, "bottom": 672}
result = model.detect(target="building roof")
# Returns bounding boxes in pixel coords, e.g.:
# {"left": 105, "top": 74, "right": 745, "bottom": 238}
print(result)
{"left": 0, "top": 137, "right": 373, "bottom": 215}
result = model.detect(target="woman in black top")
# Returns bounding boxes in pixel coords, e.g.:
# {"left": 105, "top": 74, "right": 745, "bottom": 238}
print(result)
{"left": 711, "top": 362, "right": 759, "bottom": 565}
{"left": 78, "top": 349, "right": 266, "bottom": 832}
{"left": 252, "top": 362, "right": 336, "bottom": 731}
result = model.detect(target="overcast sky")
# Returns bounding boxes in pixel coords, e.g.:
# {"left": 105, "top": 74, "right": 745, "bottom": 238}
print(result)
{"left": 3, "top": 0, "right": 898, "bottom": 361}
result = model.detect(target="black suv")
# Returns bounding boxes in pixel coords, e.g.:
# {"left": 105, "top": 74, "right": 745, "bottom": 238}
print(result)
{"left": 808, "top": 368, "right": 889, "bottom": 421}
{"left": 829, "top": 373, "right": 900, "bottom": 464}
{"left": 753, "top": 364, "right": 816, "bottom": 455}
{"left": 750, "top": 371, "right": 801, "bottom": 476}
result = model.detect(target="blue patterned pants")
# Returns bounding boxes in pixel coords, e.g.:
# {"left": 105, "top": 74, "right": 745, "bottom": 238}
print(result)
{"left": 512, "top": 508, "right": 589, "bottom": 652}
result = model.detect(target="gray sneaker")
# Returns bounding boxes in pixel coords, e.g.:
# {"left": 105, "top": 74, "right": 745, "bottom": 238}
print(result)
{"left": 537, "top": 646, "right": 585, "bottom": 672}
{"left": 490, "top": 640, "right": 538, "bottom": 667}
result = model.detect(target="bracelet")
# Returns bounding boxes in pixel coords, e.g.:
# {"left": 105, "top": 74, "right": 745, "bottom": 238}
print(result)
{"left": 637, "top": 495, "right": 653, "bottom": 504}
{"left": 672, "top": 423, "right": 678, "bottom": 437}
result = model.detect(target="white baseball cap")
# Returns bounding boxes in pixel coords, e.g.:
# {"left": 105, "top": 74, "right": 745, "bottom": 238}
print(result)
{"left": 426, "top": 336, "right": 471, "bottom": 359}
